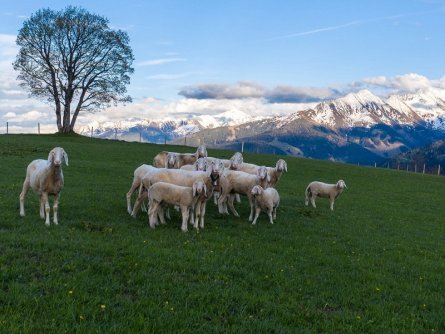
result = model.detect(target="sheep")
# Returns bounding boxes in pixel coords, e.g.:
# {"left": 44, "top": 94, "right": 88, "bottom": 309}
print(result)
{"left": 147, "top": 180, "right": 207, "bottom": 232}
{"left": 126, "top": 164, "right": 156, "bottom": 214}
{"left": 19, "top": 147, "right": 69, "bottom": 226}
{"left": 266, "top": 159, "right": 287, "bottom": 187}
{"left": 152, "top": 145, "right": 207, "bottom": 168}
{"left": 207, "top": 152, "right": 243, "bottom": 204}
{"left": 131, "top": 161, "right": 223, "bottom": 229}
{"left": 238, "top": 158, "right": 287, "bottom": 187}
{"left": 179, "top": 157, "right": 207, "bottom": 171}
{"left": 305, "top": 180, "right": 347, "bottom": 211}
{"left": 250, "top": 185, "right": 280, "bottom": 225}
{"left": 217, "top": 166, "right": 270, "bottom": 221}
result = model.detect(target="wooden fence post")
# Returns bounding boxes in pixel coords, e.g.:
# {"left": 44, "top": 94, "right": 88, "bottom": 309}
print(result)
{"left": 91, "top": 127, "right": 93, "bottom": 138}
{"left": 374, "top": 162, "right": 376, "bottom": 168}
{"left": 423, "top": 163, "right": 425, "bottom": 174}
{"left": 414, "top": 164, "right": 417, "bottom": 173}
{"left": 397, "top": 163, "right": 400, "bottom": 170}
{"left": 139, "top": 132, "right": 142, "bottom": 142}
{"left": 241, "top": 142, "right": 244, "bottom": 153}
{"left": 6, "top": 122, "right": 8, "bottom": 134}
{"left": 38, "top": 123, "right": 40, "bottom": 134}
{"left": 438, "top": 165, "right": 441, "bottom": 176}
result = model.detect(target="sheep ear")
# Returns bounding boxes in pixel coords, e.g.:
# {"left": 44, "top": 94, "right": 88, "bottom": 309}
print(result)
{"left": 63, "top": 150, "right": 69, "bottom": 166}
{"left": 47, "top": 150, "right": 54, "bottom": 163}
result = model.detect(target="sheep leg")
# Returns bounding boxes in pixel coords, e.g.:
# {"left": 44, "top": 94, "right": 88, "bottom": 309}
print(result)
{"left": 148, "top": 201, "right": 159, "bottom": 228}
{"left": 53, "top": 193, "right": 60, "bottom": 225}
{"left": 268, "top": 208, "right": 274, "bottom": 224}
{"left": 180, "top": 206, "right": 189, "bottom": 232}
{"left": 227, "top": 194, "right": 240, "bottom": 217}
{"left": 126, "top": 180, "right": 140, "bottom": 214}
{"left": 217, "top": 192, "right": 229, "bottom": 215}
{"left": 39, "top": 196, "right": 45, "bottom": 219}
{"left": 310, "top": 195, "right": 317, "bottom": 208}
{"left": 199, "top": 200, "right": 207, "bottom": 229}
{"left": 41, "top": 192, "right": 51, "bottom": 226}
{"left": 248, "top": 195, "right": 254, "bottom": 222}
{"left": 194, "top": 201, "right": 201, "bottom": 229}
{"left": 131, "top": 190, "right": 148, "bottom": 218}
{"left": 251, "top": 206, "right": 261, "bottom": 225}
{"left": 330, "top": 197, "right": 335, "bottom": 211}
{"left": 157, "top": 206, "right": 167, "bottom": 225}
{"left": 305, "top": 188, "right": 311, "bottom": 206}
{"left": 166, "top": 207, "right": 171, "bottom": 220}
{"left": 213, "top": 191, "right": 219, "bottom": 205}
{"left": 235, "top": 193, "right": 241, "bottom": 203}
{"left": 273, "top": 205, "right": 277, "bottom": 220}
{"left": 19, "top": 178, "right": 30, "bottom": 217}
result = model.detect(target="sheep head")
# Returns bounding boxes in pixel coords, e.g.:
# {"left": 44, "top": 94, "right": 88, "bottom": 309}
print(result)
{"left": 251, "top": 185, "right": 264, "bottom": 196}
{"left": 276, "top": 159, "right": 287, "bottom": 172}
{"left": 336, "top": 180, "right": 347, "bottom": 190}
{"left": 257, "top": 166, "right": 270, "bottom": 184}
{"left": 196, "top": 145, "right": 208, "bottom": 158}
{"left": 207, "top": 159, "right": 224, "bottom": 186}
{"left": 48, "top": 147, "right": 68, "bottom": 166}
{"left": 192, "top": 180, "right": 207, "bottom": 197}
{"left": 195, "top": 157, "right": 207, "bottom": 171}
{"left": 230, "top": 152, "right": 243, "bottom": 170}
{"left": 165, "top": 153, "right": 177, "bottom": 169}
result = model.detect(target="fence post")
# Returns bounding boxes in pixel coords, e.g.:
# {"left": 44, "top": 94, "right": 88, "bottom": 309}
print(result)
{"left": 406, "top": 164, "right": 409, "bottom": 172}
{"left": 423, "top": 164, "right": 425, "bottom": 174}
{"left": 38, "top": 123, "right": 40, "bottom": 134}
{"left": 438, "top": 165, "right": 441, "bottom": 176}
{"left": 184, "top": 136, "right": 187, "bottom": 146}
{"left": 374, "top": 162, "right": 376, "bottom": 168}
{"left": 241, "top": 142, "right": 244, "bottom": 153}
{"left": 397, "top": 163, "right": 400, "bottom": 170}
{"left": 6, "top": 122, "right": 8, "bottom": 134}
{"left": 387, "top": 162, "right": 389, "bottom": 168}
{"left": 91, "top": 127, "right": 93, "bottom": 138}
{"left": 139, "top": 132, "right": 142, "bottom": 143}
{"left": 164, "top": 135, "right": 166, "bottom": 145}
{"left": 114, "top": 128, "right": 117, "bottom": 140}
{"left": 415, "top": 164, "right": 417, "bottom": 173}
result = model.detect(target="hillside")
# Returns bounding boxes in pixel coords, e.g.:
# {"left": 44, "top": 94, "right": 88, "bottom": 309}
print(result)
{"left": 1, "top": 134, "right": 445, "bottom": 332}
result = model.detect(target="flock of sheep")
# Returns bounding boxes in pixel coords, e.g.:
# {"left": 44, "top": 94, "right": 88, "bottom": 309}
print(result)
{"left": 18, "top": 145, "right": 347, "bottom": 230}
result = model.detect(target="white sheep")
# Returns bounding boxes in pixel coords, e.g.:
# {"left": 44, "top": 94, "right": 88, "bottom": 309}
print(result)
{"left": 305, "top": 180, "right": 347, "bottom": 211}
{"left": 131, "top": 161, "right": 223, "bottom": 229}
{"left": 126, "top": 164, "right": 156, "bottom": 214}
{"left": 19, "top": 147, "right": 69, "bottom": 226}
{"left": 238, "top": 158, "right": 287, "bottom": 187}
{"left": 179, "top": 157, "right": 207, "bottom": 171}
{"left": 250, "top": 185, "right": 280, "bottom": 225}
{"left": 266, "top": 159, "right": 287, "bottom": 187}
{"left": 217, "top": 166, "right": 270, "bottom": 221}
{"left": 147, "top": 180, "right": 207, "bottom": 232}
{"left": 152, "top": 145, "right": 207, "bottom": 168}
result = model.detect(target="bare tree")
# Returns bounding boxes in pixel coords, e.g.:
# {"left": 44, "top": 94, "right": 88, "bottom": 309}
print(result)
{"left": 13, "top": 6, "right": 134, "bottom": 133}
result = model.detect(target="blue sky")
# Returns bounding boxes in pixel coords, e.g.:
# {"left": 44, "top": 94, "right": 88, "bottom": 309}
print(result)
{"left": 1, "top": 0, "right": 445, "bottom": 132}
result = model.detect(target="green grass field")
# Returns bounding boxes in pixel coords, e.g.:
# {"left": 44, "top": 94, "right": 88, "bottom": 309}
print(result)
{"left": 1, "top": 134, "right": 444, "bottom": 333}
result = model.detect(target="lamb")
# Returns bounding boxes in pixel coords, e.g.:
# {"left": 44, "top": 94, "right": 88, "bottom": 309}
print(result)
{"left": 126, "top": 164, "right": 156, "bottom": 214}
{"left": 250, "top": 185, "right": 280, "bottom": 225}
{"left": 19, "top": 147, "right": 69, "bottom": 226}
{"left": 217, "top": 166, "right": 270, "bottom": 221}
{"left": 147, "top": 180, "right": 207, "bottom": 232}
{"left": 305, "top": 180, "right": 347, "bottom": 211}
{"left": 152, "top": 145, "right": 207, "bottom": 168}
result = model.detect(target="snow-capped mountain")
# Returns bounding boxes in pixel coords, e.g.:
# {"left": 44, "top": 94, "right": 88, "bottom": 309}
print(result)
{"left": 79, "top": 88, "right": 445, "bottom": 164}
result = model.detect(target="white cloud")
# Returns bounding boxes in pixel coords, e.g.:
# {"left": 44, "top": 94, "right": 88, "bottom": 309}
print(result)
{"left": 136, "top": 57, "right": 187, "bottom": 66}
{"left": 357, "top": 73, "right": 443, "bottom": 94}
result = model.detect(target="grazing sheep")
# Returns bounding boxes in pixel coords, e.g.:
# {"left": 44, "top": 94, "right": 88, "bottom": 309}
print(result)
{"left": 250, "top": 185, "right": 280, "bottom": 225}
{"left": 19, "top": 147, "right": 69, "bottom": 226}
{"left": 217, "top": 166, "right": 270, "bottom": 221}
{"left": 152, "top": 145, "right": 207, "bottom": 168}
{"left": 305, "top": 180, "right": 347, "bottom": 211}
{"left": 147, "top": 180, "right": 206, "bottom": 232}
{"left": 126, "top": 164, "right": 156, "bottom": 214}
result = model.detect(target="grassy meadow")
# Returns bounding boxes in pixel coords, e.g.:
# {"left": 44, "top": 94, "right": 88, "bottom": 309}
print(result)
{"left": 1, "top": 134, "right": 445, "bottom": 333}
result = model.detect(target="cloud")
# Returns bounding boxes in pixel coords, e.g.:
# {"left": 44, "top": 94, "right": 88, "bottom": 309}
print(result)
{"left": 136, "top": 57, "right": 187, "bottom": 66}
{"left": 356, "top": 73, "right": 444, "bottom": 94}
{"left": 179, "top": 81, "right": 338, "bottom": 103}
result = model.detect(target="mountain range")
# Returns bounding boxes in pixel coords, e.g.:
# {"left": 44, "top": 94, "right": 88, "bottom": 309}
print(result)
{"left": 79, "top": 89, "right": 445, "bottom": 164}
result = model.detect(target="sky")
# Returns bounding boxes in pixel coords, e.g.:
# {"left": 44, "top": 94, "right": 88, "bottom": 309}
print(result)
{"left": 1, "top": 0, "right": 445, "bottom": 133}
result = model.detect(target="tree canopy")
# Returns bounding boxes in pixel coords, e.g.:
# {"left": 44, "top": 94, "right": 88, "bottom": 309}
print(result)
{"left": 13, "top": 6, "right": 134, "bottom": 133}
